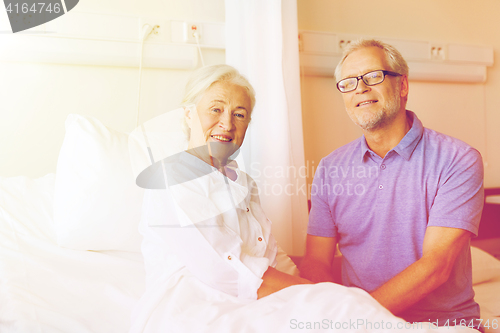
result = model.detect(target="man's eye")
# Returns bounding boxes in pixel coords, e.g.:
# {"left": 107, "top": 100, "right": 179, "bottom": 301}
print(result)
{"left": 368, "top": 72, "right": 381, "bottom": 79}
{"left": 341, "top": 79, "right": 355, "bottom": 88}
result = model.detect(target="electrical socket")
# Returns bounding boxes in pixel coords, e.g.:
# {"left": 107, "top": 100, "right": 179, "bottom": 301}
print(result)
{"left": 139, "top": 17, "right": 168, "bottom": 42}
{"left": 430, "top": 44, "right": 446, "bottom": 61}
{"left": 338, "top": 38, "right": 352, "bottom": 52}
{"left": 183, "top": 22, "right": 202, "bottom": 43}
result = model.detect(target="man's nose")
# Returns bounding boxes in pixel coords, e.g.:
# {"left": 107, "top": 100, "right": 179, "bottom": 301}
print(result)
{"left": 355, "top": 79, "right": 370, "bottom": 93}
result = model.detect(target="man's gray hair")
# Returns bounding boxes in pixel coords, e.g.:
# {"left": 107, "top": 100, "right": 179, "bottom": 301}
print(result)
{"left": 334, "top": 39, "right": 409, "bottom": 81}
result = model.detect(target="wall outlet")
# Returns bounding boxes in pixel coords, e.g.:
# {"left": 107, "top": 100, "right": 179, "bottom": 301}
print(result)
{"left": 338, "top": 39, "right": 352, "bottom": 51}
{"left": 183, "top": 22, "right": 202, "bottom": 43}
{"left": 171, "top": 20, "right": 223, "bottom": 48}
{"left": 139, "top": 17, "right": 168, "bottom": 42}
{"left": 430, "top": 44, "right": 447, "bottom": 61}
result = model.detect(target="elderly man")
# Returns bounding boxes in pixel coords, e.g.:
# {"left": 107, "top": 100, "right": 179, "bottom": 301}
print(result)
{"left": 300, "top": 39, "right": 484, "bottom": 331}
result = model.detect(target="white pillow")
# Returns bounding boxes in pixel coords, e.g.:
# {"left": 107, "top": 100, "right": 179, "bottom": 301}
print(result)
{"left": 128, "top": 108, "right": 188, "bottom": 179}
{"left": 471, "top": 246, "right": 500, "bottom": 285}
{"left": 53, "top": 114, "right": 144, "bottom": 252}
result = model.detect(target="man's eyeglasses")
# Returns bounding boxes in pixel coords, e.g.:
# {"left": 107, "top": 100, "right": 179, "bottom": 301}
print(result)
{"left": 336, "top": 70, "right": 402, "bottom": 93}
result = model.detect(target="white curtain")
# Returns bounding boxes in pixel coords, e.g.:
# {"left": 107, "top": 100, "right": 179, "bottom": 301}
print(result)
{"left": 225, "top": 0, "right": 308, "bottom": 255}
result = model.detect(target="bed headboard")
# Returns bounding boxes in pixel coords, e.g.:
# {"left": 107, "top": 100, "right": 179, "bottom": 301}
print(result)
{"left": 478, "top": 187, "right": 500, "bottom": 240}
{"left": 485, "top": 188, "right": 500, "bottom": 197}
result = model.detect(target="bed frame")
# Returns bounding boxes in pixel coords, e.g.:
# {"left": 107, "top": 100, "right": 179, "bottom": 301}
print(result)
{"left": 478, "top": 188, "right": 500, "bottom": 240}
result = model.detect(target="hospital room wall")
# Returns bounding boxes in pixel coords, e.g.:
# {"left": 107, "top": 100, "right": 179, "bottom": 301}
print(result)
{"left": 0, "top": 0, "right": 225, "bottom": 178}
{"left": 298, "top": 0, "right": 500, "bottom": 189}
{"left": 4, "top": 0, "right": 499, "bottom": 186}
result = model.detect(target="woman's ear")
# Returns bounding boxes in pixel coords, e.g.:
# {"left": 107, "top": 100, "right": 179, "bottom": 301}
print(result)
{"left": 184, "top": 106, "right": 193, "bottom": 129}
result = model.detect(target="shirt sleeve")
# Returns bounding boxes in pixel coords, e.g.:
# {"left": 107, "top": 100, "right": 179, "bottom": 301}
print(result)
{"left": 307, "top": 158, "right": 338, "bottom": 238}
{"left": 427, "top": 147, "right": 484, "bottom": 236}
{"left": 141, "top": 171, "right": 276, "bottom": 300}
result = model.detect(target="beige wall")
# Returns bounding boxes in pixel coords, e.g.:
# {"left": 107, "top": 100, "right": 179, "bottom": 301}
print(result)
{"left": 3, "top": 0, "right": 499, "bottom": 187}
{"left": 0, "top": 0, "right": 225, "bottom": 177}
{"left": 298, "top": 0, "right": 500, "bottom": 189}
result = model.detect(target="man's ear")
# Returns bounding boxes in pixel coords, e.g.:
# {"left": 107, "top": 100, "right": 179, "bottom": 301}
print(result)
{"left": 400, "top": 75, "right": 409, "bottom": 98}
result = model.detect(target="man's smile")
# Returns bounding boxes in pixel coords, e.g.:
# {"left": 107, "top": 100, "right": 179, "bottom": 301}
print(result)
{"left": 357, "top": 100, "right": 378, "bottom": 107}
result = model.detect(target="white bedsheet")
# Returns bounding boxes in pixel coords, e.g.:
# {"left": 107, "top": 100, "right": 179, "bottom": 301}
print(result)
{"left": 0, "top": 174, "right": 494, "bottom": 333}
{"left": 474, "top": 277, "right": 500, "bottom": 333}
{"left": 0, "top": 175, "right": 145, "bottom": 333}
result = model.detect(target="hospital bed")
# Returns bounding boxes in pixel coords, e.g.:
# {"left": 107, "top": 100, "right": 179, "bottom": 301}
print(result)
{"left": 1, "top": 114, "right": 499, "bottom": 333}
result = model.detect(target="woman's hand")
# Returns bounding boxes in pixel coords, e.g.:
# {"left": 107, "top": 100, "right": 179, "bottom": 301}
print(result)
{"left": 257, "top": 266, "right": 313, "bottom": 299}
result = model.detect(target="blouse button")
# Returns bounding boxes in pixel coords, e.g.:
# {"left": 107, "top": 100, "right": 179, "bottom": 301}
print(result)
{"left": 246, "top": 208, "right": 249, "bottom": 212}
{"left": 227, "top": 255, "right": 232, "bottom": 260}
{"left": 258, "top": 237, "right": 263, "bottom": 242}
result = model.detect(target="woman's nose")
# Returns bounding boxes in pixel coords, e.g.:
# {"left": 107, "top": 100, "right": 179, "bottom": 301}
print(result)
{"left": 218, "top": 111, "right": 233, "bottom": 131}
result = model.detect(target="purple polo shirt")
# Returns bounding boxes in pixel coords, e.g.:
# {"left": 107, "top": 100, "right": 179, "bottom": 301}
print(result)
{"left": 307, "top": 111, "right": 484, "bottom": 324}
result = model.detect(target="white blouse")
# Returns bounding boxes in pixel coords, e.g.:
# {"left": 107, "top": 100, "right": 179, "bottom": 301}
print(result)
{"left": 139, "top": 152, "right": 278, "bottom": 300}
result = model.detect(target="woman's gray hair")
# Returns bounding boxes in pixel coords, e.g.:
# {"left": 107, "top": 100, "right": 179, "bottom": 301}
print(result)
{"left": 334, "top": 39, "right": 409, "bottom": 81}
{"left": 181, "top": 64, "right": 256, "bottom": 138}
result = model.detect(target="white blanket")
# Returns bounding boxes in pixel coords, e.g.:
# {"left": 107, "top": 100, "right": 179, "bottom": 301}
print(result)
{"left": 130, "top": 266, "right": 481, "bottom": 333}
{"left": 0, "top": 175, "right": 485, "bottom": 333}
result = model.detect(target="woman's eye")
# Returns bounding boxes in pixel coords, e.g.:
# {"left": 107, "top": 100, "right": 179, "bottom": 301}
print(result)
{"left": 234, "top": 113, "right": 245, "bottom": 119}
{"left": 211, "top": 108, "right": 222, "bottom": 113}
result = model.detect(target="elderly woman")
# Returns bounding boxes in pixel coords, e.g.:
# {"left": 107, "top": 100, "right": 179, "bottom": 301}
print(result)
{"left": 131, "top": 64, "right": 310, "bottom": 332}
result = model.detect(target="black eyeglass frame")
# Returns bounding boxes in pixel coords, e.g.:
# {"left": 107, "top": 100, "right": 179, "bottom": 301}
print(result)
{"left": 336, "top": 70, "right": 402, "bottom": 93}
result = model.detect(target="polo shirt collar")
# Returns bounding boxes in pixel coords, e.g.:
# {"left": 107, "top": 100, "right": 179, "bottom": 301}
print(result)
{"left": 360, "top": 110, "right": 424, "bottom": 162}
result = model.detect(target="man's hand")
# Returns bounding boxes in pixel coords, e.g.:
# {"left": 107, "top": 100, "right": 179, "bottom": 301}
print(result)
{"left": 370, "top": 226, "right": 471, "bottom": 315}
{"left": 257, "top": 266, "right": 312, "bottom": 299}
{"left": 299, "top": 234, "right": 338, "bottom": 283}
